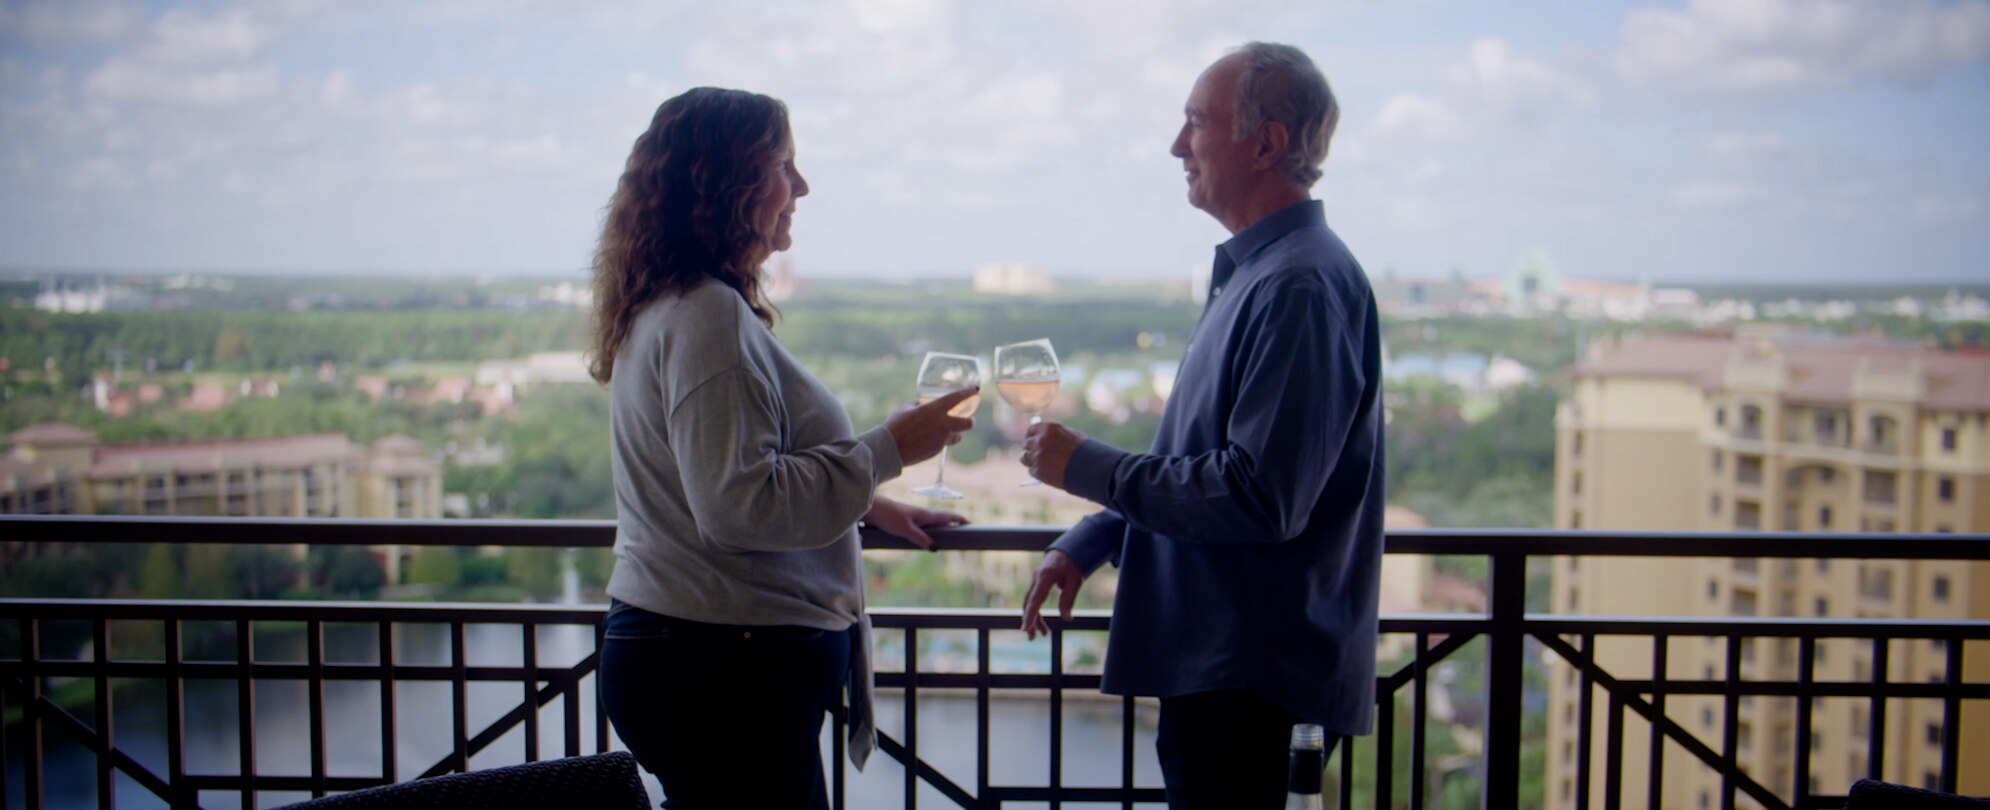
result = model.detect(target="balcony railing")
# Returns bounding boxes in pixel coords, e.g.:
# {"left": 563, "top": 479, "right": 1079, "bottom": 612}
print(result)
{"left": 2, "top": 516, "right": 1987, "bottom": 810}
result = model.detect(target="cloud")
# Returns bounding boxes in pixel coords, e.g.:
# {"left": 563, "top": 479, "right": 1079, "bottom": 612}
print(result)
{"left": 84, "top": 59, "right": 277, "bottom": 106}
{"left": 143, "top": 8, "right": 267, "bottom": 64}
{"left": 1915, "top": 193, "right": 1982, "bottom": 222}
{"left": 77, "top": 8, "right": 275, "bottom": 107}
{"left": 1671, "top": 180, "right": 1758, "bottom": 208}
{"left": 1702, "top": 130, "right": 1787, "bottom": 162}
{"left": 0, "top": 0, "right": 140, "bottom": 43}
{"left": 1616, "top": 0, "right": 1990, "bottom": 93}
{"left": 1373, "top": 37, "right": 1590, "bottom": 145}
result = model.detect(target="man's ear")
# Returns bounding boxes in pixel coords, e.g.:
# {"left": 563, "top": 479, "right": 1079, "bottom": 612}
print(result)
{"left": 1254, "top": 121, "right": 1290, "bottom": 172}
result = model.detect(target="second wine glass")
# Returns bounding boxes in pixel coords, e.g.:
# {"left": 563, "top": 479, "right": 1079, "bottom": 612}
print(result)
{"left": 993, "top": 338, "right": 1060, "bottom": 486}
{"left": 911, "top": 351, "right": 984, "bottom": 501}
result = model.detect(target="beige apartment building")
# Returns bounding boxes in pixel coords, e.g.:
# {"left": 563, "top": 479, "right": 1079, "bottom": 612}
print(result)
{"left": 1548, "top": 327, "right": 1990, "bottom": 807}
{"left": 1, "top": 423, "right": 442, "bottom": 580}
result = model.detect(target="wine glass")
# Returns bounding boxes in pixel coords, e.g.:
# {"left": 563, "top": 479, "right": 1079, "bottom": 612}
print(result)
{"left": 993, "top": 338, "right": 1060, "bottom": 486}
{"left": 911, "top": 352, "right": 984, "bottom": 500}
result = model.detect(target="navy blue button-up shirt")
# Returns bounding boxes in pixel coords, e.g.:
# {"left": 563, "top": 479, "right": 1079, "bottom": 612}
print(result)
{"left": 1050, "top": 199, "right": 1385, "bottom": 735}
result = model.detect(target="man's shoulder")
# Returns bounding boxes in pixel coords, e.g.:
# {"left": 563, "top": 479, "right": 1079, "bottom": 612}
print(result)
{"left": 1249, "top": 232, "right": 1370, "bottom": 299}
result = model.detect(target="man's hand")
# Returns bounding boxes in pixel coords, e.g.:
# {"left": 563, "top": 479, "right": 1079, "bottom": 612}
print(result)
{"left": 1020, "top": 549, "right": 1086, "bottom": 640}
{"left": 885, "top": 387, "right": 976, "bottom": 466}
{"left": 1021, "top": 420, "right": 1085, "bottom": 491}
{"left": 864, "top": 496, "right": 967, "bottom": 551}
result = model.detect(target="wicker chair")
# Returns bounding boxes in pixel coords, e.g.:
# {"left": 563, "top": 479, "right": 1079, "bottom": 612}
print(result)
{"left": 1844, "top": 778, "right": 1990, "bottom": 810}
{"left": 273, "top": 751, "right": 650, "bottom": 810}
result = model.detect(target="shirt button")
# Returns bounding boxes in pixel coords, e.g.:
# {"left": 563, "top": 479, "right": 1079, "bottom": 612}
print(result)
{"left": 742, "top": 631, "right": 752, "bottom": 639}
{"left": 1211, "top": 286, "right": 1223, "bottom": 297}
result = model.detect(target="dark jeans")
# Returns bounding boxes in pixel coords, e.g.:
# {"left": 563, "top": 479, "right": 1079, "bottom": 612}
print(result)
{"left": 598, "top": 600, "right": 851, "bottom": 810}
{"left": 1156, "top": 689, "right": 1343, "bottom": 810}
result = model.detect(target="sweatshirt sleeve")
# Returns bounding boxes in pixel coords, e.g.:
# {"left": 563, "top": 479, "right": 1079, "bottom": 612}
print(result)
{"left": 667, "top": 366, "right": 900, "bottom": 552}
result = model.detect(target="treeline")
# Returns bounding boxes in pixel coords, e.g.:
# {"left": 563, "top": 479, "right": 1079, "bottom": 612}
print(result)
{"left": 1, "top": 295, "right": 1197, "bottom": 376}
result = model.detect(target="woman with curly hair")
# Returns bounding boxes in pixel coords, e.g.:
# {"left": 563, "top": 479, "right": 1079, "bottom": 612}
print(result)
{"left": 590, "top": 87, "right": 974, "bottom": 809}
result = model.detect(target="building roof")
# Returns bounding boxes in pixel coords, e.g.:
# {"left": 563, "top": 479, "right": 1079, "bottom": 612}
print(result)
{"left": 1576, "top": 333, "right": 1990, "bottom": 412}
{"left": 365, "top": 455, "right": 442, "bottom": 477}
{"left": 8, "top": 422, "right": 101, "bottom": 445}
{"left": 373, "top": 434, "right": 422, "bottom": 454}
{"left": 90, "top": 434, "right": 362, "bottom": 477}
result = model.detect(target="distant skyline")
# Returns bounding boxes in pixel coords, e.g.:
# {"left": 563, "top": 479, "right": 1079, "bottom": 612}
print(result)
{"left": 2, "top": 0, "right": 1988, "bottom": 283}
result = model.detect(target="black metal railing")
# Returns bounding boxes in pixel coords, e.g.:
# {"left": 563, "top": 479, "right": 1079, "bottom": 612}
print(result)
{"left": 2, "top": 516, "right": 1987, "bottom": 810}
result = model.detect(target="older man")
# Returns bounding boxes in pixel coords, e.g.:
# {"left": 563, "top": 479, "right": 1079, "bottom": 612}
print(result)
{"left": 1020, "top": 42, "right": 1384, "bottom": 809}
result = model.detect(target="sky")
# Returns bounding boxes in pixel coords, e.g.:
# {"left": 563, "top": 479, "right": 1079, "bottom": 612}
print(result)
{"left": 1, "top": 0, "right": 1987, "bottom": 284}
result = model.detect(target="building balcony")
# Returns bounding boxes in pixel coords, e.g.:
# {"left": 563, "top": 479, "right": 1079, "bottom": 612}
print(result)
{"left": 2, "top": 517, "right": 1987, "bottom": 809}
{"left": 1860, "top": 439, "right": 1901, "bottom": 457}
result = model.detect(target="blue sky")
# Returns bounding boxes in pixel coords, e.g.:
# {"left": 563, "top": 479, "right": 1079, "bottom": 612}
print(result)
{"left": 1, "top": 0, "right": 1986, "bottom": 283}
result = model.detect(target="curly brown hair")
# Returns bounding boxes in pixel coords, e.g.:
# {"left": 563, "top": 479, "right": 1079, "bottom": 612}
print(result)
{"left": 588, "top": 87, "right": 789, "bottom": 384}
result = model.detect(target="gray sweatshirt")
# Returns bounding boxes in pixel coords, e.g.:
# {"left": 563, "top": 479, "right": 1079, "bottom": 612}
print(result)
{"left": 604, "top": 278, "right": 900, "bottom": 768}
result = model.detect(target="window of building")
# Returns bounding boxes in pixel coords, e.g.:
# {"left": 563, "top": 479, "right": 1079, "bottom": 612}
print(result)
{"left": 1712, "top": 449, "right": 1724, "bottom": 472}
{"left": 1937, "top": 476, "right": 1955, "bottom": 502}
{"left": 1817, "top": 558, "right": 1830, "bottom": 573}
{"left": 1703, "top": 707, "right": 1715, "bottom": 727}
{"left": 1571, "top": 471, "right": 1582, "bottom": 495}
{"left": 1570, "top": 510, "right": 1582, "bottom": 529}
{"left": 1700, "top": 790, "right": 1711, "bottom": 809}
{"left": 1562, "top": 780, "right": 1572, "bottom": 803}
{"left": 1936, "top": 524, "right": 1953, "bottom": 534}
{"left": 1819, "top": 466, "right": 1835, "bottom": 483}
{"left": 1819, "top": 506, "right": 1833, "bottom": 529}
{"left": 1942, "top": 427, "right": 1957, "bottom": 452}
{"left": 1933, "top": 575, "right": 1951, "bottom": 602}
{"left": 1869, "top": 414, "right": 1896, "bottom": 446}
{"left": 1715, "top": 408, "right": 1726, "bottom": 427}
{"left": 1815, "top": 598, "right": 1829, "bottom": 617}
{"left": 1928, "top": 721, "right": 1943, "bottom": 746}
{"left": 1862, "top": 470, "right": 1897, "bottom": 506}
{"left": 1572, "top": 432, "right": 1583, "bottom": 457}
{"left": 1708, "top": 580, "right": 1719, "bottom": 599}
{"left": 1812, "top": 732, "right": 1823, "bottom": 751}
{"left": 1737, "top": 455, "right": 1764, "bottom": 486}
{"left": 1815, "top": 412, "right": 1840, "bottom": 444}
{"left": 1741, "top": 405, "right": 1764, "bottom": 437}
{"left": 1926, "top": 772, "right": 1942, "bottom": 791}
{"left": 1710, "top": 494, "right": 1722, "bottom": 516}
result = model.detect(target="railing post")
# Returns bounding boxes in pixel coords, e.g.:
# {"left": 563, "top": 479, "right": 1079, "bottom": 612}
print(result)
{"left": 1484, "top": 550, "right": 1526, "bottom": 810}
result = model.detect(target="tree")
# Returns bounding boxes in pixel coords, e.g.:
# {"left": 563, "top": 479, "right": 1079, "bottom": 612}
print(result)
{"left": 138, "top": 544, "right": 180, "bottom": 599}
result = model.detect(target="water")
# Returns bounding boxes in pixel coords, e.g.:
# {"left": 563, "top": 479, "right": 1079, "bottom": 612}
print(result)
{"left": 4, "top": 560, "right": 1165, "bottom": 809}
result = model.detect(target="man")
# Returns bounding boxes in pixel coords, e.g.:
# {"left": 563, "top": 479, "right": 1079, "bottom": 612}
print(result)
{"left": 1020, "top": 42, "right": 1384, "bottom": 809}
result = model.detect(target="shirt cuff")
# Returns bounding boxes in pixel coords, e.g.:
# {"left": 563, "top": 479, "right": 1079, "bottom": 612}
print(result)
{"left": 856, "top": 425, "right": 904, "bottom": 484}
{"left": 1062, "top": 437, "right": 1128, "bottom": 506}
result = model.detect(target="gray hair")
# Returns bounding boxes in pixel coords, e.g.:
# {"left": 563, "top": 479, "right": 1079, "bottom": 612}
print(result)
{"left": 1231, "top": 42, "right": 1338, "bottom": 186}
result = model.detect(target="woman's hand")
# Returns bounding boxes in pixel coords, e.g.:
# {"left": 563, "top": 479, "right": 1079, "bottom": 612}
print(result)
{"left": 864, "top": 496, "right": 968, "bottom": 551}
{"left": 884, "top": 387, "right": 976, "bottom": 466}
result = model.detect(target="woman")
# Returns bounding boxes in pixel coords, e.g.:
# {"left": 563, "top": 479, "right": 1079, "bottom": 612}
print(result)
{"left": 590, "top": 87, "right": 973, "bottom": 809}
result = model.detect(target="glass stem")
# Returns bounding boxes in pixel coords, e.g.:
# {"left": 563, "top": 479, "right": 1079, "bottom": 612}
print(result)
{"left": 935, "top": 446, "right": 949, "bottom": 487}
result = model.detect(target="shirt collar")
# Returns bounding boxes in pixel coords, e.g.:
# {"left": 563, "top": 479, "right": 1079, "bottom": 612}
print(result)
{"left": 1219, "top": 199, "right": 1325, "bottom": 268}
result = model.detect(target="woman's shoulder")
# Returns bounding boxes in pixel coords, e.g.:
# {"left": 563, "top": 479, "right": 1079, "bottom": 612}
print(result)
{"left": 630, "top": 280, "right": 766, "bottom": 379}
{"left": 632, "top": 280, "right": 747, "bottom": 339}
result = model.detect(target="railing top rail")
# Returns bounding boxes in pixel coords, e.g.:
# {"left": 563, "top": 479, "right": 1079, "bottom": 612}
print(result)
{"left": 0, "top": 596, "right": 604, "bottom": 623}
{"left": 3, "top": 515, "right": 1987, "bottom": 559}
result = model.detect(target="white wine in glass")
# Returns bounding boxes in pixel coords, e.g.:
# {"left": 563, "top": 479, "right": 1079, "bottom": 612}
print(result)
{"left": 993, "top": 338, "right": 1060, "bottom": 486}
{"left": 911, "top": 352, "right": 984, "bottom": 501}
